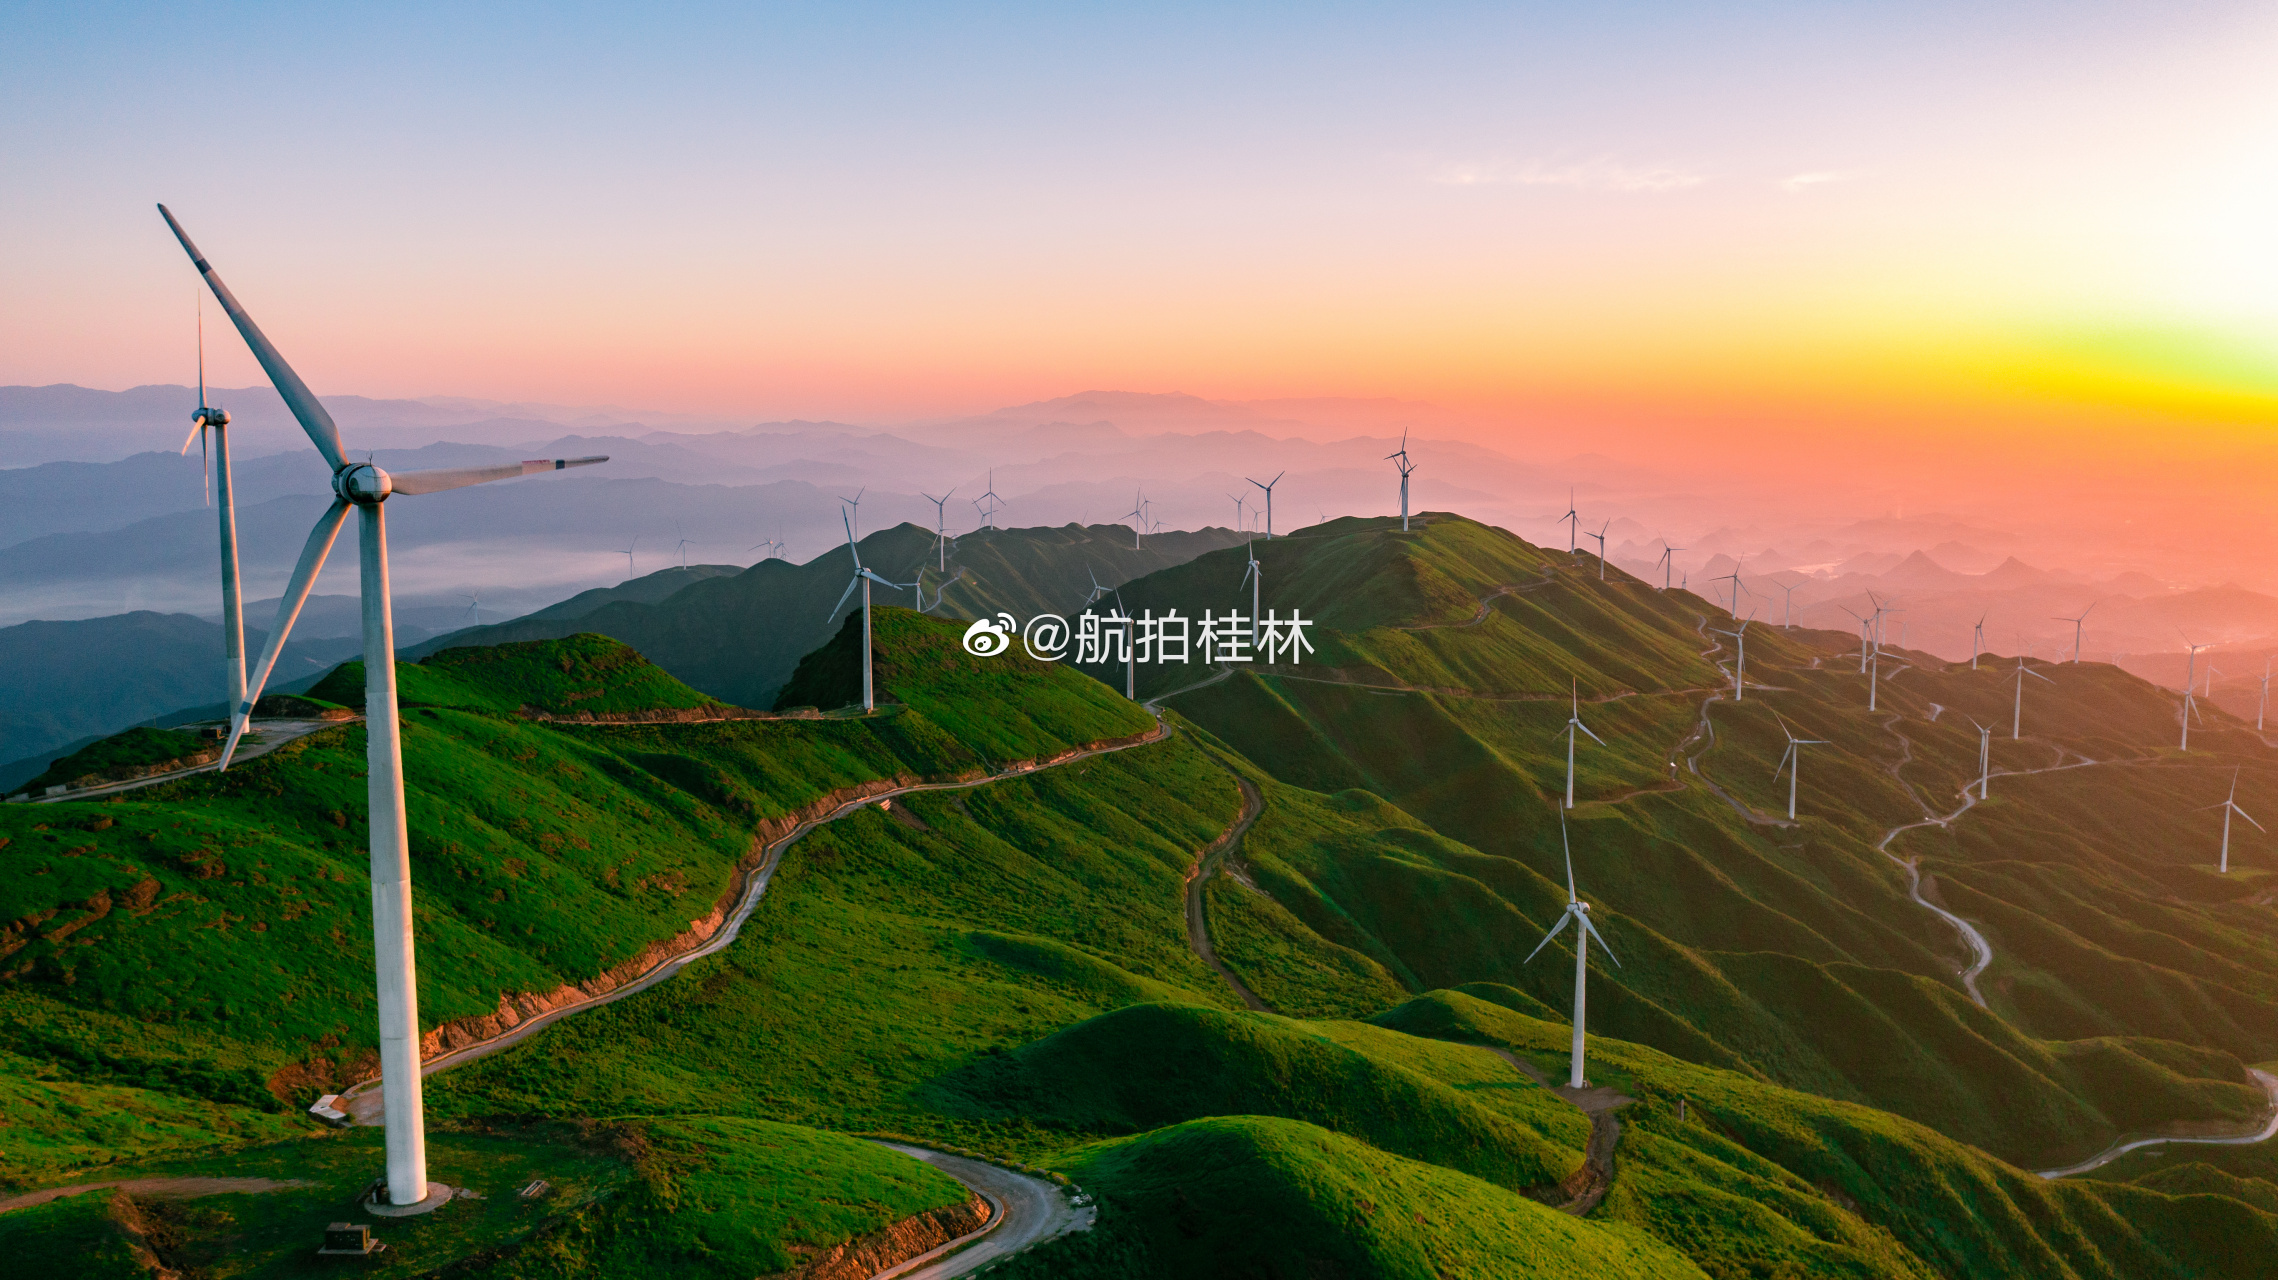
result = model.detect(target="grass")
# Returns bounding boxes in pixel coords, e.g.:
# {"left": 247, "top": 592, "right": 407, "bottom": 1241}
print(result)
{"left": 21, "top": 727, "right": 214, "bottom": 794}
{"left": 991, "top": 1114, "right": 1709, "bottom": 1280}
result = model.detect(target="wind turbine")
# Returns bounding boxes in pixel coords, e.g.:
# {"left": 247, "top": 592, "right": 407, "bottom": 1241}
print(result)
{"left": 1228, "top": 492, "right": 1246, "bottom": 531}
{"left": 1124, "top": 492, "right": 1146, "bottom": 550}
{"left": 2208, "top": 767, "right": 2263, "bottom": 873}
{"left": 975, "top": 470, "right": 1002, "bottom": 530}
{"left": 1655, "top": 543, "right": 1682, "bottom": 591}
{"left": 178, "top": 292, "right": 245, "bottom": 733}
{"left": 461, "top": 594, "right": 481, "bottom": 628}
{"left": 1247, "top": 471, "right": 1285, "bottom": 539}
{"left": 1524, "top": 814, "right": 1620, "bottom": 1089}
{"left": 1775, "top": 717, "right": 1829, "bottom": 821}
{"left": 1387, "top": 430, "right": 1416, "bottom": 531}
{"left": 162, "top": 204, "right": 606, "bottom": 1211}
{"left": 1585, "top": 520, "right": 1610, "bottom": 580}
{"left": 1714, "top": 560, "right": 1749, "bottom": 619}
{"left": 1713, "top": 618, "right": 1750, "bottom": 700}
{"left": 1869, "top": 645, "right": 1898, "bottom": 712}
{"left": 1839, "top": 605, "right": 1871, "bottom": 673}
{"left": 1771, "top": 580, "right": 1798, "bottom": 629}
{"left": 1971, "top": 613, "right": 1986, "bottom": 670}
{"left": 673, "top": 523, "right": 693, "bottom": 569}
{"left": 1559, "top": 680, "right": 1605, "bottom": 809}
{"left": 921, "top": 489, "right": 956, "bottom": 570}
{"left": 1970, "top": 718, "right": 1992, "bottom": 798}
{"left": 622, "top": 537, "right": 638, "bottom": 577}
{"left": 1083, "top": 566, "right": 1109, "bottom": 606}
{"left": 1240, "top": 542, "right": 1263, "bottom": 645}
{"left": 1558, "top": 489, "right": 1580, "bottom": 555}
{"left": 2182, "top": 639, "right": 2212, "bottom": 750}
{"left": 2012, "top": 657, "right": 2053, "bottom": 739}
{"left": 826, "top": 507, "right": 913, "bottom": 714}
{"left": 2053, "top": 603, "right": 2096, "bottom": 663}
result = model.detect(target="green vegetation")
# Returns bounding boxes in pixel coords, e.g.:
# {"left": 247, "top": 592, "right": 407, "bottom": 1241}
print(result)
{"left": 21, "top": 727, "right": 213, "bottom": 793}
{"left": 11, "top": 512, "right": 2278, "bottom": 1277}
{"left": 994, "top": 1115, "right": 1707, "bottom": 1280}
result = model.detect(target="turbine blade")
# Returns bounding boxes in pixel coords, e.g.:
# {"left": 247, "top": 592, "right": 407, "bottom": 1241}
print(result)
{"left": 222, "top": 498, "right": 351, "bottom": 769}
{"left": 2240, "top": 806, "right": 2266, "bottom": 833}
{"left": 157, "top": 205, "right": 346, "bottom": 471}
{"left": 1523, "top": 910, "right": 1575, "bottom": 964}
{"left": 1579, "top": 722, "right": 1606, "bottom": 746}
{"left": 828, "top": 574, "right": 861, "bottom": 619}
{"left": 179, "top": 420, "right": 204, "bottom": 455}
{"left": 1562, "top": 815, "right": 1577, "bottom": 902}
{"left": 1581, "top": 915, "right": 1621, "bottom": 967}
{"left": 388, "top": 456, "right": 608, "bottom": 496}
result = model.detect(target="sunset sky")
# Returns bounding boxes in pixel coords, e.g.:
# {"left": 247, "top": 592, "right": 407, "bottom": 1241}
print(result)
{"left": 9, "top": 2, "right": 2278, "bottom": 485}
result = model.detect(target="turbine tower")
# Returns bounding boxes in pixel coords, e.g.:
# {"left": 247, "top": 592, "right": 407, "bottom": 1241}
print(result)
{"left": 1239, "top": 542, "right": 1263, "bottom": 646}
{"left": 921, "top": 488, "right": 956, "bottom": 570}
{"left": 1774, "top": 716, "right": 1829, "bottom": 821}
{"left": 975, "top": 470, "right": 1002, "bottom": 530}
{"left": 826, "top": 507, "right": 913, "bottom": 714}
{"left": 1386, "top": 430, "right": 1416, "bottom": 531}
{"left": 2182, "top": 639, "right": 2211, "bottom": 750}
{"left": 178, "top": 294, "right": 245, "bottom": 734}
{"left": 1558, "top": 489, "right": 1579, "bottom": 555}
{"left": 1772, "top": 581, "right": 1797, "bottom": 629}
{"left": 1524, "top": 815, "right": 1620, "bottom": 1089}
{"left": 2208, "top": 767, "right": 2263, "bottom": 873}
{"left": 1227, "top": 492, "right": 1246, "bottom": 532}
{"left": 1124, "top": 492, "right": 1146, "bottom": 550}
{"left": 2011, "top": 657, "right": 2053, "bottom": 739}
{"left": 1970, "top": 718, "right": 1992, "bottom": 798}
{"left": 622, "top": 537, "right": 638, "bottom": 577}
{"left": 162, "top": 204, "right": 607, "bottom": 1211}
{"left": 1655, "top": 542, "right": 1682, "bottom": 591}
{"left": 1584, "top": 520, "right": 1610, "bottom": 581}
{"left": 1559, "top": 679, "right": 1605, "bottom": 809}
{"left": 1713, "top": 619, "right": 1750, "bottom": 701}
{"left": 1247, "top": 471, "right": 1285, "bottom": 539}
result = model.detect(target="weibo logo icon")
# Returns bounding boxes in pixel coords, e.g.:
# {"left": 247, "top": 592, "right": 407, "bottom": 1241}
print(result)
{"left": 962, "top": 614, "right": 1018, "bottom": 657}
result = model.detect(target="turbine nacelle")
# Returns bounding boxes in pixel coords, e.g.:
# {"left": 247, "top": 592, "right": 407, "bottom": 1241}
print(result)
{"left": 336, "top": 463, "right": 393, "bottom": 505}
{"left": 192, "top": 405, "right": 229, "bottom": 429}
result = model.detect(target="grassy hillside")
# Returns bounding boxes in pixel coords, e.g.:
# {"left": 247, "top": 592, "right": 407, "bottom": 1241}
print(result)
{"left": 11, "top": 513, "right": 2278, "bottom": 1277}
{"left": 407, "top": 521, "right": 1248, "bottom": 709}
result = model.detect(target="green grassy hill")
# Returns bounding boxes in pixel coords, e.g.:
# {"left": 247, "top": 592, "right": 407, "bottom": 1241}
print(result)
{"left": 407, "top": 521, "right": 1248, "bottom": 709}
{"left": 10, "top": 512, "right": 2278, "bottom": 1277}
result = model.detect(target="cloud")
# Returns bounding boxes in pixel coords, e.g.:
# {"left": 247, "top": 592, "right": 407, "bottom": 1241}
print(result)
{"left": 1433, "top": 157, "right": 1707, "bottom": 194}
{"left": 1778, "top": 169, "right": 1863, "bottom": 193}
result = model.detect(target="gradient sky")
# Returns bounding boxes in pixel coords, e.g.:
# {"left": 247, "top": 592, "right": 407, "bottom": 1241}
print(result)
{"left": 8, "top": 2, "right": 2278, "bottom": 482}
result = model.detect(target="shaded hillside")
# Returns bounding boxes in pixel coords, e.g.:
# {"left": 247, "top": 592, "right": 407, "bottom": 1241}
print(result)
{"left": 404, "top": 521, "right": 1247, "bottom": 709}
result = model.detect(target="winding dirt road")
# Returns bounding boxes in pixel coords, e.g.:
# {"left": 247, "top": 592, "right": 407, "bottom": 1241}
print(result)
{"left": 866, "top": 1143, "right": 1096, "bottom": 1279}
{"left": 2036, "top": 1068, "right": 2278, "bottom": 1179}
{"left": 1182, "top": 770, "right": 1270, "bottom": 1012}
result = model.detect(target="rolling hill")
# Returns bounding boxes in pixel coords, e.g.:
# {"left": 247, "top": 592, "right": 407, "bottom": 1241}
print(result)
{"left": 6, "top": 511, "right": 2278, "bottom": 1276}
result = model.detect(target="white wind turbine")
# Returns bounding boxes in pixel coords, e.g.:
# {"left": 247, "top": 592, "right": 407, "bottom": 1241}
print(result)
{"left": 1655, "top": 542, "right": 1682, "bottom": 591}
{"left": 1239, "top": 542, "right": 1263, "bottom": 645}
{"left": 1774, "top": 716, "right": 1829, "bottom": 821}
{"left": 178, "top": 293, "right": 246, "bottom": 732}
{"left": 1970, "top": 718, "right": 1992, "bottom": 798}
{"left": 621, "top": 538, "right": 638, "bottom": 577}
{"left": 1839, "top": 605, "right": 1871, "bottom": 673}
{"left": 1771, "top": 580, "right": 1798, "bottom": 629}
{"left": 1713, "top": 618, "right": 1751, "bottom": 701}
{"left": 1247, "top": 471, "right": 1285, "bottom": 539}
{"left": 1524, "top": 814, "right": 1621, "bottom": 1089}
{"left": 2182, "top": 639, "right": 2212, "bottom": 750}
{"left": 461, "top": 594, "right": 481, "bottom": 628}
{"left": 1387, "top": 430, "right": 1416, "bottom": 530}
{"left": 1558, "top": 489, "right": 1580, "bottom": 555}
{"left": 825, "top": 506, "right": 914, "bottom": 714}
{"left": 975, "top": 470, "right": 1002, "bottom": 530}
{"left": 1714, "top": 561, "right": 1749, "bottom": 619}
{"left": 1559, "top": 679, "right": 1605, "bottom": 809}
{"left": 2053, "top": 603, "right": 2096, "bottom": 663}
{"left": 163, "top": 205, "right": 606, "bottom": 1211}
{"left": 673, "top": 523, "right": 693, "bottom": 568}
{"left": 2208, "top": 767, "right": 2263, "bottom": 873}
{"left": 1584, "top": 520, "right": 1610, "bottom": 581}
{"left": 1228, "top": 492, "right": 1246, "bottom": 532}
{"left": 2011, "top": 657, "right": 2053, "bottom": 739}
{"left": 1971, "top": 613, "right": 1987, "bottom": 670}
{"left": 1869, "top": 644, "right": 1898, "bottom": 712}
{"left": 1124, "top": 492, "right": 1146, "bottom": 550}
{"left": 921, "top": 489, "right": 956, "bottom": 571}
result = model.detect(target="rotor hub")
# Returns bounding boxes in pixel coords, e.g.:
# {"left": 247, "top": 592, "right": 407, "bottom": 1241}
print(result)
{"left": 336, "top": 463, "right": 392, "bottom": 505}
{"left": 193, "top": 406, "right": 229, "bottom": 428}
